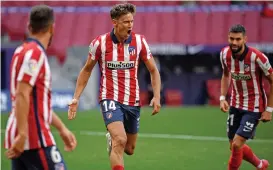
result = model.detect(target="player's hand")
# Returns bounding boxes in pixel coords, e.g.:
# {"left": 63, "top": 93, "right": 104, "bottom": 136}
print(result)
{"left": 150, "top": 97, "right": 161, "bottom": 115}
{"left": 259, "top": 111, "right": 272, "bottom": 123}
{"left": 59, "top": 128, "right": 77, "bottom": 152}
{"left": 5, "top": 134, "right": 26, "bottom": 159}
{"left": 220, "top": 100, "right": 229, "bottom": 113}
{"left": 68, "top": 98, "right": 79, "bottom": 120}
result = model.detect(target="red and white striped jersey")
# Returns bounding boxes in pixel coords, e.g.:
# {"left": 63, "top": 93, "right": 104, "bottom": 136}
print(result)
{"left": 89, "top": 30, "right": 153, "bottom": 106}
{"left": 220, "top": 46, "right": 273, "bottom": 112}
{"left": 5, "top": 38, "right": 55, "bottom": 150}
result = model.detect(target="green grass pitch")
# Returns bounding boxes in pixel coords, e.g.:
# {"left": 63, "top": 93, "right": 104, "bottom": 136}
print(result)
{"left": 1, "top": 106, "right": 273, "bottom": 170}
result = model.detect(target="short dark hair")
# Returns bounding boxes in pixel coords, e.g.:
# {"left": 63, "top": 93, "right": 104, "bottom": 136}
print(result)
{"left": 29, "top": 5, "right": 54, "bottom": 34}
{"left": 229, "top": 24, "right": 246, "bottom": 35}
{"left": 110, "top": 3, "right": 136, "bottom": 20}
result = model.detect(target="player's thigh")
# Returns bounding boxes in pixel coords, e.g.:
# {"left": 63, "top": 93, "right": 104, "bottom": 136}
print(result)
{"left": 227, "top": 107, "right": 243, "bottom": 140}
{"left": 123, "top": 105, "right": 141, "bottom": 135}
{"left": 100, "top": 99, "right": 124, "bottom": 127}
{"left": 107, "top": 121, "right": 127, "bottom": 145}
{"left": 126, "top": 133, "right": 138, "bottom": 149}
{"left": 43, "top": 146, "right": 67, "bottom": 170}
{"left": 236, "top": 111, "right": 261, "bottom": 140}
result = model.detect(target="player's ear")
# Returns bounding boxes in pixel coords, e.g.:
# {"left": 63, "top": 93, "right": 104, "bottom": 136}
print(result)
{"left": 27, "top": 22, "right": 32, "bottom": 33}
{"left": 112, "top": 19, "right": 117, "bottom": 27}
{"left": 244, "top": 35, "right": 248, "bottom": 43}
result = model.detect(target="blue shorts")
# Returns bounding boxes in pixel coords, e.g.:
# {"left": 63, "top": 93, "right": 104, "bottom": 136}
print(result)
{"left": 100, "top": 99, "right": 141, "bottom": 134}
{"left": 12, "top": 146, "right": 66, "bottom": 170}
{"left": 227, "top": 106, "right": 261, "bottom": 140}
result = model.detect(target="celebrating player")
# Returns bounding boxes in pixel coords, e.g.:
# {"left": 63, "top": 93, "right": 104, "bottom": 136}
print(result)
{"left": 4, "top": 5, "right": 77, "bottom": 170}
{"left": 68, "top": 3, "right": 161, "bottom": 170}
{"left": 219, "top": 24, "right": 271, "bottom": 170}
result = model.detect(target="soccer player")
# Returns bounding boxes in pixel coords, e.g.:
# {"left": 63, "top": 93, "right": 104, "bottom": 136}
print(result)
{"left": 68, "top": 3, "right": 161, "bottom": 170}
{"left": 219, "top": 24, "right": 271, "bottom": 170}
{"left": 4, "top": 5, "right": 77, "bottom": 170}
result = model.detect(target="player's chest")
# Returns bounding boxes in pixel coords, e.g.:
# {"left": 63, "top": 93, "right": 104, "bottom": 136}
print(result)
{"left": 102, "top": 43, "right": 139, "bottom": 70}
{"left": 225, "top": 56, "right": 258, "bottom": 81}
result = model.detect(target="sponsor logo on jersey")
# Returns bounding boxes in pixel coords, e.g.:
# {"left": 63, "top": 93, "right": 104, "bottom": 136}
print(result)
{"left": 107, "top": 61, "right": 135, "bottom": 70}
{"left": 231, "top": 73, "right": 252, "bottom": 80}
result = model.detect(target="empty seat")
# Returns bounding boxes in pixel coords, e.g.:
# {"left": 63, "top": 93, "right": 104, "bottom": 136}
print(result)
{"left": 193, "top": 12, "right": 210, "bottom": 44}
{"left": 260, "top": 17, "right": 273, "bottom": 42}
{"left": 176, "top": 12, "right": 192, "bottom": 44}
{"left": 158, "top": 12, "right": 176, "bottom": 43}
{"left": 142, "top": 13, "right": 160, "bottom": 43}
{"left": 165, "top": 90, "right": 183, "bottom": 106}
{"left": 243, "top": 11, "right": 260, "bottom": 43}
{"left": 227, "top": 11, "right": 244, "bottom": 28}
{"left": 209, "top": 12, "right": 227, "bottom": 44}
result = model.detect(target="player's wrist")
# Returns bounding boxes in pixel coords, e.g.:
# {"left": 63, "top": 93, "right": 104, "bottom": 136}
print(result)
{"left": 219, "top": 95, "right": 226, "bottom": 101}
{"left": 266, "top": 106, "right": 273, "bottom": 113}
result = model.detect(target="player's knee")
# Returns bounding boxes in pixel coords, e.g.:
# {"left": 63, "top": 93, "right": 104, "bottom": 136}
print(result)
{"left": 231, "top": 140, "right": 244, "bottom": 150}
{"left": 125, "top": 145, "right": 135, "bottom": 155}
{"left": 112, "top": 135, "right": 127, "bottom": 149}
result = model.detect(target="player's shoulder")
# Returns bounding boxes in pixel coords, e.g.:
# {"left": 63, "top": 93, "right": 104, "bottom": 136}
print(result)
{"left": 248, "top": 46, "right": 264, "bottom": 58}
{"left": 132, "top": 32, "right": 145, "bottom": 39}
{"left": 91, "top": 32, "right": 109, "bottom": 43}
{"left": 220, "top": 46, "right": 230, "bottom": 56}
{"left": 15, "top": 42, "right": 43, "bottom": 58}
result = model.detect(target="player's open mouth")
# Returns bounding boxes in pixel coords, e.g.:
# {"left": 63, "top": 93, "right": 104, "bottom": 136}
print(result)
{"left": 127, "top": 30, "right": 132, "bottom": 34}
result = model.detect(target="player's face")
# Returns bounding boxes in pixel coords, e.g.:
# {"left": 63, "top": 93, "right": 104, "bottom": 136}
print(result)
{"left": 228, "top": 32, "right": 246, "bottom": 53}
{"left": 113, "top": 13, "right": 134, "bottom": 41}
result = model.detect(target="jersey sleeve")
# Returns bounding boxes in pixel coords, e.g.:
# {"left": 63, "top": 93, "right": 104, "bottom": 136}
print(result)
{"left": 140, "top": 36, "right": 153, "bottom": 62}
{"left": 88, "top": 38, "right": 101, "bottom": 61}
{"left": 256, "top": 53, "right": 273, "bottom": 76}
{"left": 220, "top": 50, "right": 225, "bottom": 69}
{"left": 17, "top": 48, "right": 45, "bottom": 86}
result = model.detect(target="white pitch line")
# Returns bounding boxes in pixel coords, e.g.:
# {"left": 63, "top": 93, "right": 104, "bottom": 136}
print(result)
{"left": 1, "top": 129, "right": 273, "bottom": 143}
{"left": 78, "top": 131, "right": 273, "bottom": 144}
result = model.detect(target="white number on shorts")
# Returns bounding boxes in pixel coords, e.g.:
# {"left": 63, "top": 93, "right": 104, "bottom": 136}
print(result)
{"left": 51, "top": 146, "right": 62, "bottom": 163}
{"left": 103, "top": 100, "right": 116, "bottom": 112}
{"left": 229, "top": 114, "right": 234, "bottom": 126}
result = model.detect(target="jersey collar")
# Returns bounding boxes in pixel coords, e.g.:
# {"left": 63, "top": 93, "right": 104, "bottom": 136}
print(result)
{"left": 110, "top": 28, "right": 132, "bottom": 44}
{"left": 232, "top": 45, "right": 249, "bottom": 61}
{"left": 25, "top": 37, "right": 46, "bottom": 52}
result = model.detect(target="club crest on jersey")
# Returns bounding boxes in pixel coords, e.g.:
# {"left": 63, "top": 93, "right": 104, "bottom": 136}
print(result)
{"left": 128, "top": 46, "right": 136, "bottom": 56}
{"left": 244, "top": 64, "right": 250, "bottom": 72}
{"left": 107, "top": 61, "right": 135, "bottom": 70}
{"left": 106, "top": 112, "right": 113, "bottom": 119}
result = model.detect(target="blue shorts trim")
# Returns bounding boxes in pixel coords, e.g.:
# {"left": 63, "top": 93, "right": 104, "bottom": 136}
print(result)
{"left": 100, "top": 99, "right": 141, "bottom": 134}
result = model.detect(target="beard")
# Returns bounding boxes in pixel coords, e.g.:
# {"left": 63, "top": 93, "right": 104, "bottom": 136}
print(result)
{"left": 48, "top": 34, "right": 53, "bottom": 47}
{"left": 229, "top": 44, "right": 243, "bottom": 54}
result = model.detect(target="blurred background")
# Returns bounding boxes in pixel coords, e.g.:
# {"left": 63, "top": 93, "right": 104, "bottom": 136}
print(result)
{"left": 1, "top": 1, "right": 273, "bottom": 112}
{"left": 1, "top": 1, "right": 273, "bottom": 170}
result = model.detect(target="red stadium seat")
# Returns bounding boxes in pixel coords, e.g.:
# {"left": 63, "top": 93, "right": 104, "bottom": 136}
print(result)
{"left": 165, "top": 90, "right": 183, "bottom": 106}
{"left": 158, "top": 12, "right": 176, "bottom": 43}
{"left": 6, "top": 13, "right": 28, "bottom": 41}
{"left": 140, "top": 91, "right": 149, "bottom": 106}
{"left": 176, "top": 12, "right": 192, "bottom": 44}
{"left": 142, "top": 13, "right": 160, "bottom": 43}
{"left": 133, "top": 12, "right": 145, "bottom": 34}
{"left": 243, "top": 11, "right": 260, "bottom": 43}
{"left": 260, "top": 17, "right": 273, "bottom": 42}
{"left": 69, "top": 13, "right": 94, "bottom": 46}
{"left": 227, "top": 11, "right": 244, "bottom": 28}
{"left": 209, "top": 12, "right": 227, "bottom": 45}
{"left": 193, "top": 12, "right": 210, "bottom": 44}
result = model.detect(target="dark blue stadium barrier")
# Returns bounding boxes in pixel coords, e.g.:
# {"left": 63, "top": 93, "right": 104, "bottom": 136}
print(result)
{"left": 1, "top": 90, "right": 78, "bottom": 113}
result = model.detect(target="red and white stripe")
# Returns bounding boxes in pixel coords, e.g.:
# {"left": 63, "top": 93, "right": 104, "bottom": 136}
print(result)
{"left": 89, "top": 32, "right": 152, "bottom": 106}
{"left": 5, "top": 42, "right": 55, "bottom": 150}
{"left": 220, "top": 46, "right": 272, "bottom": 112}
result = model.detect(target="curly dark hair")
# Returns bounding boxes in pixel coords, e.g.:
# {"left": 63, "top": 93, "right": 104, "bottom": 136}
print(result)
{"left": 229, "top": 24, "right": 246, "bottom": 35}
{"left": 110, "top": 3, "right": 136, "bottom": 19}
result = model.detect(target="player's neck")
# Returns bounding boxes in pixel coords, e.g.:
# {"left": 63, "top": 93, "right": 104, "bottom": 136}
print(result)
{"left": 28, "top": 33, "right": 49, "bottom": 50}
{"left": 113, "top": 29, "right": 126, "bottom": 43}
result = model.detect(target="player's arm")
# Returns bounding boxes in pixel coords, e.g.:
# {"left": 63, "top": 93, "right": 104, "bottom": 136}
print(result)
{"left": 219, "top": 50, "right": 230, "bottom": 112}
{"left": 73, "top": 39, "right": 100, "bottom": 100}
{"left": 7, "top": 49, "right": 45, "bottom": 158}
{"left": 140, "top": 36, "right": 161, "bottom": 115}
{"left": 257, "top": 53, "right": 273, "bottom": 122}
{"left": 73, "top": 56, "right": 97, "bottom": 100}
